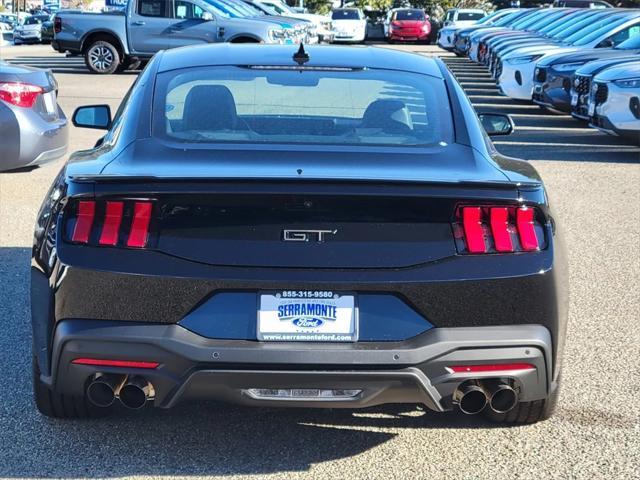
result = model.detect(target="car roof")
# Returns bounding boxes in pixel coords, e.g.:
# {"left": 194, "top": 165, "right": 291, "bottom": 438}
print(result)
{"left": 157, "top": 44, "right": 444, "bottom": 78}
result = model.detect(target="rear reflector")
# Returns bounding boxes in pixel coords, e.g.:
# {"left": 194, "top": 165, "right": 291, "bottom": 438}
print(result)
{"left": 448, "top": 363, "right": 536, "bottom": 373}
{"left": 98, "top": 201, "right": 124, "bottom": 246}
{"left": 455, "top": 205, "right": 543, "bottom": 254}
{"left": 71, "top": 358, "right": 160, "bottom": 369}
{"left": 71, "top": 201, "right": 96, "bottom": 243}
{"left": 127, "top": 202, "right": 153, "bottom": 248}
{"left": 516, "top": 207, "right": 539, "bottom": 251}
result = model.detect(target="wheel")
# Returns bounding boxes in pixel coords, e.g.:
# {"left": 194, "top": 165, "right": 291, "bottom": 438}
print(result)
{"left": 483, "top": 378, "right": 560, "bottom": 425}
{"left": 117, "top": 57, "right": 141, "bottom": 72}
{"left": 84, "top": 40, "right": 120, "bottom": 75}
{"left": 32, "top": 355, "right": 110, "bottom": 419}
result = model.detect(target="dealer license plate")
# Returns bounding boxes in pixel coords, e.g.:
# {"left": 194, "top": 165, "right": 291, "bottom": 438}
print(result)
{"left": 571, "top": 93, "right": 578, "bottom": 107}
{"left": 588, "top": 102, "right": 595, "bottom": 117}
{"left": 258, "top": 291, "right": 357, "bottom": 342}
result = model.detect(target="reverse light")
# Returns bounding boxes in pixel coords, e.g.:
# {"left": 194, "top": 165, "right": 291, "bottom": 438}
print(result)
{"left": 455, "top": 205, "right": 544, "bottom": 254}
{"left": 447, "top": 363, "right": 536, "bottom": 373}
{"left": 72, "top": 358, "right": 160, "bottom": 369}
{"left": 0, "top": 82, "right": 43, "bottom": 108}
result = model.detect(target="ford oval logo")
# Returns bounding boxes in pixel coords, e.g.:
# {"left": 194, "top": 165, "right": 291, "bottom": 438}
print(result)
{"left": 292, "top": 318, "right": 324, "bottom": 328}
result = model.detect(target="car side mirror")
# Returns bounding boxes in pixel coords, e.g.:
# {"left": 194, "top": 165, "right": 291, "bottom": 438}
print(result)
{"left": 201, "top": 11, "right": 214, "bottom": 21}
{"left": 478, "top": 113, "right": 514, "bottom": 136}
{"left": 72, "top": 105, "right": 111, "bottom": 130}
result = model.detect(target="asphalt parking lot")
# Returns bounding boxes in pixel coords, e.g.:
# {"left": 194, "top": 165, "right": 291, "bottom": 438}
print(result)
{"left": 0, "top": 43, "right": 638, "bottom": 479}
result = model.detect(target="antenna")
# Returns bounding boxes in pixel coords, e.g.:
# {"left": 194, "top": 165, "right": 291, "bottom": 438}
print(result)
{"left": 293, "top": 43, "right": 309, "bottom": 66}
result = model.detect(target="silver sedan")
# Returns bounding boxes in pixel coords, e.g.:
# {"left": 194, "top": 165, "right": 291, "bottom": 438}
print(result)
{"left": 0, "top": 60, "right": 68, "bottom": 171}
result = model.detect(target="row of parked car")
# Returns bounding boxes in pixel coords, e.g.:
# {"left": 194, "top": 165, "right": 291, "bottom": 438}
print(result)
{"left": 1, "top": 12, "right": 57, "bottom": 44}
{"left": 438, "top": 7, "right": 640, "bottom": 143}
{"left": 50, "top": 0, "right": 382, "bottom": 74}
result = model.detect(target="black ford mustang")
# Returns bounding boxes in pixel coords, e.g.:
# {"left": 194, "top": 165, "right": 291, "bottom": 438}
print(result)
{"left": 31, "top": 44, "right": 567, "bottom": 424}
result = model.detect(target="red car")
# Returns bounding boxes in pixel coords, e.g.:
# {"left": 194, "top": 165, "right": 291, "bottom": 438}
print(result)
{"left": 387, "top": 9, "right": 431, "bottom": 43}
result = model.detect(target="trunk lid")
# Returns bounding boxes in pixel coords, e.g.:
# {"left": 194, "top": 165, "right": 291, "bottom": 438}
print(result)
{"left": 78, "top": 142, "right": 523, "bottom": 269}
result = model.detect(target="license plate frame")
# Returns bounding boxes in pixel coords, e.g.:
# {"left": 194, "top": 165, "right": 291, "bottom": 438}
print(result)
{"left": 257, "top": 291, "right": 358, "bottom": 342}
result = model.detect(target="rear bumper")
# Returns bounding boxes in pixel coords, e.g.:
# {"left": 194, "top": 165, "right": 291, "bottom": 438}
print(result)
{"left": 47, "top": 320, "right": 553, "bottom": 411}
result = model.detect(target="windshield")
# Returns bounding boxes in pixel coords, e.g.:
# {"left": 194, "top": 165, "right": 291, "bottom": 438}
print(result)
{"left": 494, "top": 10, "right": 533, "bottom": 27}
{"left": 525, "top": 10, "right": 570, "bottom": 31}
{"left": 262, "top": 1, "right": 290, "bottom": 14}
{"left": 224, "top": 0, "right": 261, "bottom": 16}
{"left": 457, "top": 12, "right": 484, "bottom": 22}
{"left": 24, "top": 16, "right": 48, "bottom": 25}
{"left": 475, "top": 10, "right": 502, "bottom": 25}
{"left": 563, "top": 14, "right": 627, "bottom": 44}
{"left": 156, "top": 66, "right": 453, "bottom": 148}
{"left": 539, "top": 10, "right": 591, "bottom": 36}
{"left": 616, "top": 35, "right": 640, "bottom": 49}
{"left": 202, "top": 0, "right": 242, "bottom": 18}
{"left": 395, "top": 10, "right": 425, "bottom": 21}
{"left": 332, "top": 10, "right": 360, "bottom": 20}
{"left": 548, "top": 11, "right": 607, "bottom": 39}
{"left": 510, "top": 10, "right": 550, "bottom": 30}
{"left": 572, "top": 17, "right": 634, "bottom": 46}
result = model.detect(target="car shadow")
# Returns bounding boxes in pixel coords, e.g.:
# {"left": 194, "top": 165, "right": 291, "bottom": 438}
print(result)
{"left": 0, "top": 246, "right": 508, "bottom": 478}
{"left": 4, "top": 55, "right": 140, "bottom": 75}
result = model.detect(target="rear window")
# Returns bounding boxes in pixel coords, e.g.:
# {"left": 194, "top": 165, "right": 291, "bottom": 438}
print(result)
{"left": 395, "top": 10, "right": 425, "bottom": 21}
{"left": 154, "top": 66, "right": 453, "bottom": 148}
{"left": 456, "top": 12, "right": 484, "bottom": 22}
{"left": 332, "top": 9, "right": 360, "bottom": 20}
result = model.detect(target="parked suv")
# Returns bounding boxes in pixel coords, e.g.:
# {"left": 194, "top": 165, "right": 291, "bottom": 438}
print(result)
{"left": 589, "top": 62, "right": 640, "bottom": 143}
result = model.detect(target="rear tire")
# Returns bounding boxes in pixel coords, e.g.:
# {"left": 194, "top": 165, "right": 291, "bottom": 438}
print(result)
{"left": 483, "top": 378, "right": 560, "bottom": 425}
{"left": 33, "top": 356, "right": 110, "bottom": 419}
{"left": 84, "top": 40, "right": 120, "bottom": 75}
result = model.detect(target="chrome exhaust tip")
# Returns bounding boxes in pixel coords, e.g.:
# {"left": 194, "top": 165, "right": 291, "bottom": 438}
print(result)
{"left": 118, "top": 376, "right": 154, "bottom": 410}
{"left": 486, "top": 381, "right": 518, "bottom": 414}
{"left": 453, "top": 381, "right": 488, "bottom": 415}
{"left": 86, "top": 374, "right": 124, "bottom": 408}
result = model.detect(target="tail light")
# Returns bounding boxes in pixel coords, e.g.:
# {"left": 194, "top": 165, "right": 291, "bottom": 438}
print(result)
{"left": 67, "top": 199, "right": 154, "bottom": 248}
{"left": 453, "top": 205, "right": 545, "bottom": 254}
{"left": 54, "top": 16, "right": 61, "bottom": 34}
{"left": 0, "top": 82, "right": 43, "bottom": 108}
